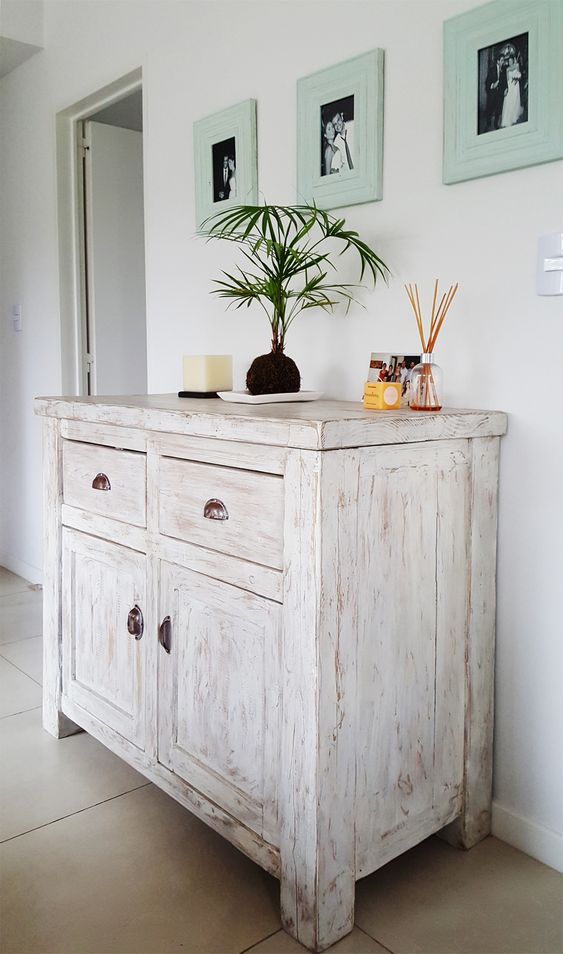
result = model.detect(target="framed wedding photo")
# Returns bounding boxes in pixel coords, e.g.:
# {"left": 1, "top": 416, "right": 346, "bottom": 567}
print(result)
{"left": 443, "top": 0, "right": 563, "bottom": 184}
{"left": 193, "top": 99, "right": 258, "bottom": 227}
{"left": 297, "top": 49, "right": 384, "bottom": 209}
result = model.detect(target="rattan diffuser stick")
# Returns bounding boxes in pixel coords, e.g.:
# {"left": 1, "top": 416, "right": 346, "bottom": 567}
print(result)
{"left": 405, "top": 280, "right": 459, "bottom": 410}
{"left": 405, "top": 280, "right": 458, "bottom": 352}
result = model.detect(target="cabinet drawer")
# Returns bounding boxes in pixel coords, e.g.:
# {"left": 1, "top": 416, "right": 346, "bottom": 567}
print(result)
{"left": 159, "top": 457, "right": 284, "bottom": 569}
{"left": 63, "top": 440, "right": 146, "bottom": 527}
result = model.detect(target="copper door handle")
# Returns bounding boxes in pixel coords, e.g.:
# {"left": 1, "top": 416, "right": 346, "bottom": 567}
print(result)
{"left": 127, "top": 605, "right": 144, "bottom": 640}
{"left": 159, "top": 616, "right": 171, "bottom": 654}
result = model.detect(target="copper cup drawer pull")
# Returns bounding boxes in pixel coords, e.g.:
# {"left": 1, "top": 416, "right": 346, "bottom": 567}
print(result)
{"left": 127, "top": 605, "right": 144, "bottom": 640}
{"left": 92, "top": 473, "right": 111, "bottom": 491}
{"left": 159, "top": 616, "right": 172, "bottom": 654}
{"left": 203, "top": 498, "right": 229, "bottom": 521}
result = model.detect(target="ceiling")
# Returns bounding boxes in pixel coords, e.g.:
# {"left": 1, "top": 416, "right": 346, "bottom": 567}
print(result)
{"left": 90, "top": 90, "right": 143, "bottom": 132}
{"left": 0, "top": 36, "right": 41, "bottom": 79}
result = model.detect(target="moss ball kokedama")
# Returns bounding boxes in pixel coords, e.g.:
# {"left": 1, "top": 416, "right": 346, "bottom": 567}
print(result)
{"left": 198, "top": 204, "right": 389, "bottom": 395}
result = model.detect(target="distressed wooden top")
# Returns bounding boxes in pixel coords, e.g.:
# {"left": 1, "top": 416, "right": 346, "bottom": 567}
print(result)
{"left": 34, "top": 394, "right": 507, "bottom": 450}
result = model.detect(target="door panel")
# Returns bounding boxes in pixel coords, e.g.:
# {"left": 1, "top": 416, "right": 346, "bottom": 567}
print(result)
{"left": 158, "top": 563, "right": 281, "bottom": 842}
{"left": 84, "top": 121, "right": 147, "bottom": 395}
{"left": 62, "top": 528, "right": 146, "bottom": 749}
{"left": 355, "top": 441, "right": 469, "bottom": 868}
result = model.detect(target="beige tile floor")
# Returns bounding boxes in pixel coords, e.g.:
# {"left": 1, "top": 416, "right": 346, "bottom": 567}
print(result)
{"left": 0, "top": 566, "right": 561, "bottom": 954}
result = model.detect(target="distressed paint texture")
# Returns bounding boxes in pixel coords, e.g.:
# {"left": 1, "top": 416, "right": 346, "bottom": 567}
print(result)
{"left": 37, "top": 399, "right": 505, "bottom": 952}
{"left": 62, "top": 529, "right": 146, "bottom": 750}
{"left": 355, "top": 442, "right": 469, "bottom": 876}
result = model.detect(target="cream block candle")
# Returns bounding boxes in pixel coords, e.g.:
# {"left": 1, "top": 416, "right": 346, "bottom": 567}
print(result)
{"left": 182, "top": 355, "right": 233, "bottom": 393}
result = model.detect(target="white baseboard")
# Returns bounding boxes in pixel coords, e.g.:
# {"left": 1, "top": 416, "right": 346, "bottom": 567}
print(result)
{"left": 0, "top": 552, "right": 42, "bottom": 586}
{"left": 492, "top": 801, "right": 563, "bottom": 873}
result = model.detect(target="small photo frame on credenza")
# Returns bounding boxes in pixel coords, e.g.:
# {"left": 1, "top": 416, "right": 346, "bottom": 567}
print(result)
{"left": 368, "top": 353, "right": 421, "bottom": 386}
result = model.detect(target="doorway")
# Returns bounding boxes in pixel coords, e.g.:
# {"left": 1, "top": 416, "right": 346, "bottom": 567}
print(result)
{"left": 56, "top": 71, "right": 148, "bottom": 396}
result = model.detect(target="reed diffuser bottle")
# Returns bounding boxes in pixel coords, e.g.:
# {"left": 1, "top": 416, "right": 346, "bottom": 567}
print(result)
{"left": 405, "top": 280, "right": 458, "bottom": 412}
{"left": 409, "top": 353, "right": 443, "bottom": 411}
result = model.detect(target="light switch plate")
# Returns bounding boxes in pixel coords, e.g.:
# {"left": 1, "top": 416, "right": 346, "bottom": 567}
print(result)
{"left": 11, "top": 304, "right": 22, "bottom": 332}
{"left": 537, "top": 233, "right": 563, "bottom": 296}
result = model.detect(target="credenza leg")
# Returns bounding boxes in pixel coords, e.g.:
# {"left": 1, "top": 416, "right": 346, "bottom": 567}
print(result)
{"left": 280, "top": 449, "right": 359, "bottom": 951}
{"left": 440, "top": 437, "right": 500, "bottom": 851}
{"left": 42, "top": 417, "right": 81, "bottom": 740}
{"left": 43, "top": 704, "right": 81, "bottom": 739}
{"left": 280, "top": 859, "right": 355, "bottom": 953}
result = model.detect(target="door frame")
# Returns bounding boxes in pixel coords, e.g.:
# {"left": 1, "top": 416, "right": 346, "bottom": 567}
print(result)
{"left": 56, "top": 69, "right": 144, "bottom": 395}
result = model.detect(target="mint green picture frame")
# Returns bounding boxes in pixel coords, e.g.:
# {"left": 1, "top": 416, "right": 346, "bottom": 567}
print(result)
{"left": 443, "top": 0, "right": 563, "bottom": 184}
{"left": 297, "top": 49, "right": 384, "bottom": 210}
{"left": 193, "top": 99, "right": 258, "bottom": 227}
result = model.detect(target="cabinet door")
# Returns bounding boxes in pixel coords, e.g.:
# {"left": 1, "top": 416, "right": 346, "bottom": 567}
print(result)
{"left": 62, "top": 529, "right": 146, "bottom": 749}
{"left": 157, "top": 563, "right": 281, "bottom": 842}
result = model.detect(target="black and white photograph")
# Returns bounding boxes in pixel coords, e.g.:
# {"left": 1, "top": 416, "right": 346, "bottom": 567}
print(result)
{"left": 320, "top": 94, "right": 354, "bottom": 176}
{"left": 193, "top": 99, "right": 256, "bottom": 225}
{"left": 444, "top": 3, "right": 561, "bottom": 184}
{"left": 478, "top": 32, "right": 528, "bottom": 135}
{"left": 297, "top": 49, "right": 383, "bottom": 207}
{"left": 212, "top": 136, "right": 237, "bottom": 202}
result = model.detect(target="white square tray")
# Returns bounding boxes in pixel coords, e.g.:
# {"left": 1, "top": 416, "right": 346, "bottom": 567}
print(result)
{"left": 217, "top": 390, "right": 323, "bottom": 405}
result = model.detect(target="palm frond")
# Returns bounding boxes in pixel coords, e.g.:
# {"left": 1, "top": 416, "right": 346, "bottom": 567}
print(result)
{"left": 198, "top": 202, "right": 389, "bottom": 345}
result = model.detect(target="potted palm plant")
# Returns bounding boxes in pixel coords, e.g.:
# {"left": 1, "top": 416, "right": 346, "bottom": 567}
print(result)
{"left": 199, "top": 204, "right": 389, "bottom": 395}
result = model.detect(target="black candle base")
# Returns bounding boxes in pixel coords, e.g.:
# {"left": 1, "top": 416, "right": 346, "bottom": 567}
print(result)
{"left": 178, "top": 391, "right": 219, "bottom": 398}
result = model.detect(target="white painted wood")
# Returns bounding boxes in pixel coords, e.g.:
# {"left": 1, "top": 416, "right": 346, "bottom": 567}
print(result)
{"left": 42, "top": 418, "right": 81, "bottom": 738}
{"left": 62, "top": 439, "right": 146, "bottom": 526}
{"left": 358, "top": 801, "right": 461, "bottom": 877}
{"left": 280, "top": 449, "right": 359, "bottom": 951}
{"left": 157, "top": 432, "right": 287, "bottom": 475}
{"left": 62, "top": 528, "right": 146, "bottom": 749}
{"left": 35, "top": 395, "right": 507, "bottom": 451}
{"left": 356, "top": 447, "right": 439, "bottom": 863}
{"left": 154, "top": 534, "right": 283, "bottom": 603}
{"left": 146, "top": 437, "right": 160, "bottom": 536}
{"left": 157, "top": 562, "right": 282, "bottom": 840}
{"left": 143, "top": 438, "right": 161, "bottom": 763}
{"left": 61, "top": 504, "right": 147, "bottom": 553}
{"left": 60, "top": 505, "right": 282, "bottom": 602}
{"left": 85, "top": 121, "right": 147, "bottom": 396}
{"left": 61, "top": 694, "right": 280, "bottom": 877}
{"left": 355, "top": 442, "right": 469, "bottom": 877}
{"left": 61, "top": 418, "right": 147, "bottom": 451}
{"left": 433, "top": 445, "right": 469, "bottom": 813}
{"left": 158, "top": 456, "right": 284, "bottom": 569}
{"left": 440, "top": 436, "right": 501, "bottom": 850}
{"left": 36, "top": 397, "right": 505, "bottom": 953}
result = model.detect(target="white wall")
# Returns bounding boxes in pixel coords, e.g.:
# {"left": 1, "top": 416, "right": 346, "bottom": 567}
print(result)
{"left": 0, "top": 0, "right": 44, "bottom": 78}
{"left": 0, "top": 0, "right": 43, "bottom": 45}
{"left": 0, "top": 0, "right": 561, "bottom": 868}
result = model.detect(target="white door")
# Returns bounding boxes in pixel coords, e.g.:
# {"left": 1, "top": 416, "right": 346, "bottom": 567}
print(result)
{"left": 157, "top": 562, "right": 282, "bottom": 843}
{"left": 62, "top": 528, "right": 147, "bottom": 749}
{"left": 83, "top": 120, "right": 147, "bottom": 395}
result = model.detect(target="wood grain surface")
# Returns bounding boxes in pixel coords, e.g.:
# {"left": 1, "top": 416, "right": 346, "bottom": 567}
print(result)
{"left": 37, "top": 397, "right": 505, "bottom": 952}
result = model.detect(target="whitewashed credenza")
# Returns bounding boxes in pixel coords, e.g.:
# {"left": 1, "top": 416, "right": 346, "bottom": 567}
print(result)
{"left": 36, "top": 395, "right": 507, "bottom": 952}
